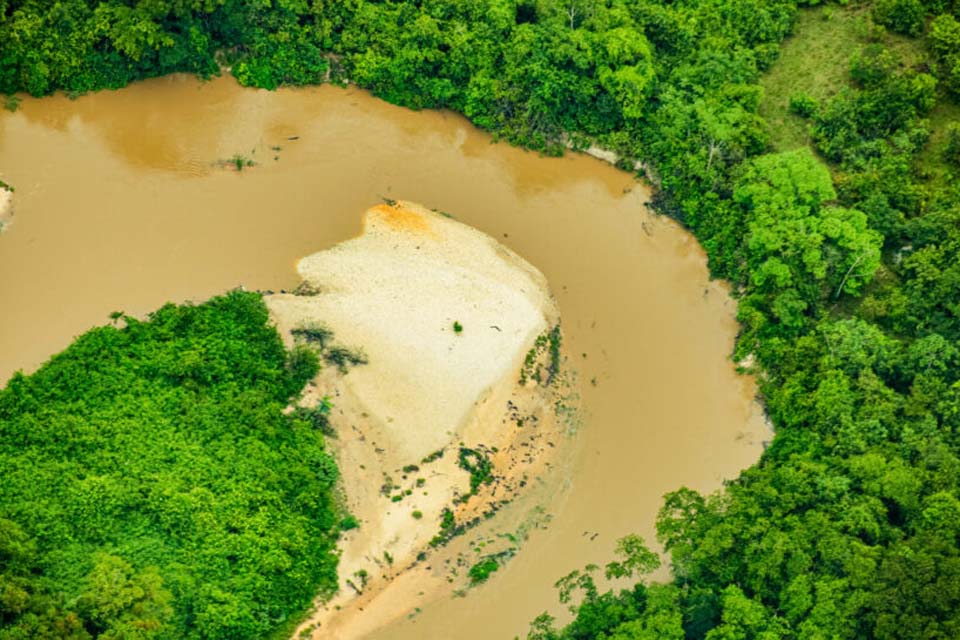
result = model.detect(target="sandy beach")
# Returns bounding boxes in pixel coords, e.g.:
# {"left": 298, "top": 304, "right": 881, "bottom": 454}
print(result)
{"left": 0, "top": 186, "right": 12, "bottom": 231}
{"left": 266, "top": 201, "right": 567, "bottom": 638}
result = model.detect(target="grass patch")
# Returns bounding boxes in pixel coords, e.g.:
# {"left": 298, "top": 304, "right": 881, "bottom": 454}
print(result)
{"left": 760, "top": 4, "right": 959, "bottom": 188}
{"left": 760, "top": 5, "right": 870, "bottom": 151}
{"left": 760, "top": 5, "right": 930, "bottom": 152}
{"left": 915, "top": 98, "right": 960, "bottom": 189}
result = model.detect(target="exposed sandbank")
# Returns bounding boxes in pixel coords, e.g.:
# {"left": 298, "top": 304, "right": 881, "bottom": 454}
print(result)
{"left": 265, "top": 201, "right": 567, "bottom": 638}
{"left": 0, "top": 186, "right": 12, "bottom": 231}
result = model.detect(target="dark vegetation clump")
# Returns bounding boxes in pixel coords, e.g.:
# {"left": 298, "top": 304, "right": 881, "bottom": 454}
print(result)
{"left": 468, "top": 549, "right": 517, "bottom": 586}
{"left": 420, "top": 448, "right": 445, "bottom": 464}
{"left": 291, "top": 323, "right": 334, "bottom": 348}
{"left": 458, "top": 447, "right": 495, "bottom": 496}
{"left": 291, "top": 322, "right": 366, "bottom": 374}
{"left": 467, "top": 558, "right": 501, "bottom": 585}
{"left": 292, "top": 397, "right": 335, "bottom": 438}
{"left": 0, "top": 291, "right": 343, "bottom": 640}
{"left": 323, "top": 346, "right": 369, "bottom": 374}
{"left": 430, "top": 508, "right": 460, "bottom": 548}
{"left": 229, "top": 153, "right": 255, "bottom": 171}
{"left": 520, "top": 326, "right": 563, "bottom": 386}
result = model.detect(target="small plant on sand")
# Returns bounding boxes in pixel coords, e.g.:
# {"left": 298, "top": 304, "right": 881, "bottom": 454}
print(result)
{"left": 353, "top": 569, "right": 369, "bottom": 589}
{"left": 340, "top": 515, "right": 360, "bottom": 531}
{"left": 292, "top": 281, "right": 322, "bottom": 296}
{"left": 421, "top": 449, "right": 445, "bottom": 464}
{"left": 226, "top": 153, "right": 255, "bottom": 171}
{"left": 380, "top": 475, "right": 394, "bottom": 496}
{"left": 3, "top": 95, "right": 21, "bottom": 112}
{"left": 412, "top": 510, "right": 423, "bottom": 519}
{"left": 453, "top": 321, "right": 464, "bottom": 334}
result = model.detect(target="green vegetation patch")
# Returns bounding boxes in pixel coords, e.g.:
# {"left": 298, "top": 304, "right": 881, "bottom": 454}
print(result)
{"left": 759, "top": 5, "right": 871, "bottom": 151}
{"left": 291, "top": 322, "right": 367, "bottom": 374}
{"left": 458, "top": 446, "right": 495, "bottom": 496}
{"left": 520, "top": 325, "right": 562, "bottom": 386}
{"left": 2, "top": 95, "right": 19, "bottom": 112}
{"left": 0, "top": 291, "right": 342, "bottom": 640}
{"left": 467, "top": 557, "right": 501, "bottom": 585}
{"left": 291, "top": 323, "right": 334, "bottom": 348}
{"left": 430, "top": 507, "right": 460, "bottom": 548}
{"left": 322, "top": 345, "right": 369, "bottom": 374}
{"left": 467, "top": 548, "right": 516, "bottom": 586}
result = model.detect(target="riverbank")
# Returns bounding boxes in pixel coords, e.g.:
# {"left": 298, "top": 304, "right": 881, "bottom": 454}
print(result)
{"left": 0, "top": 185, "right": 12, "bottom": 231}
{"left": 265, "top": 201, "right": 569, "bottom": 638}
{"left": 0, "top": 76, "right": 769, "bottom": 639}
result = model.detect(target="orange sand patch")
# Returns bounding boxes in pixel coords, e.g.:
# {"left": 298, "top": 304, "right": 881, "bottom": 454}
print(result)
{"left": 369, "top": 203, "right": 435, "bottom": 236}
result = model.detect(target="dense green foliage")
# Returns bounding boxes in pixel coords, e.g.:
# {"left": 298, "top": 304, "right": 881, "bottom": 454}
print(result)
{"left": 0, "top": 291, "right": 341, "bottom": 640}
{"left": 4, "top": 0, "right": 960, "bottom": 638}
{"left": 518, "top": 1, "right": 960, "bottom": 639}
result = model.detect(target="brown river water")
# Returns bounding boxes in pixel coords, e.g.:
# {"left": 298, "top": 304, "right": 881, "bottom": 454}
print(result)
{"left": 0, "top": 75, "right": 768, "bottom": 639}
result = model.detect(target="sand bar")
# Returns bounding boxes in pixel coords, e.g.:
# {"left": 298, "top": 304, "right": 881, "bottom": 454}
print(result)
{"left": 266, "top": 201, "right": 564, "bottom": 638}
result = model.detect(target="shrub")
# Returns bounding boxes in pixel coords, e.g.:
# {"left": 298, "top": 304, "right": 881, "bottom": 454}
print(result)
{"left": 789, "top": 92, "right": 820, "bottom": 118}
{"left": 873, "top": 0, "right": 925, "bottom": 36}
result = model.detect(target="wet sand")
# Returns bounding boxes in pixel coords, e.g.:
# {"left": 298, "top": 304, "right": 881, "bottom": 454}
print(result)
{"left": 0, "top": 186, "right": 11, "bottom": 230}
{"left": 0, "top": 75, "right": 768, "bottom": 639}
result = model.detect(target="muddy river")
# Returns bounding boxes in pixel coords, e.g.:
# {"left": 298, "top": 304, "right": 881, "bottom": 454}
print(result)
{"left": 0, "top": 75, "right": 767, "bottom": 639}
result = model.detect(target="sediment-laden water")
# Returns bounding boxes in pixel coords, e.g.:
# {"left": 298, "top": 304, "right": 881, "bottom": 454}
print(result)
{"left": 0, "top": 75, "right": 767, "bottom": 639}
